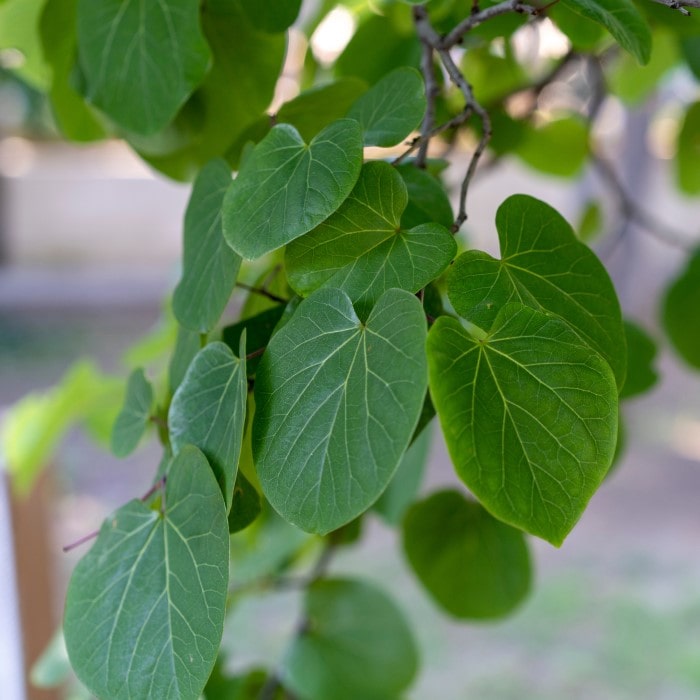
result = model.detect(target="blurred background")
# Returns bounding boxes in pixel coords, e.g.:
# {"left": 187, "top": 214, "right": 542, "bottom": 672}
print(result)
{"left": 2, "top": 3, "right": 700, "bottom": 699}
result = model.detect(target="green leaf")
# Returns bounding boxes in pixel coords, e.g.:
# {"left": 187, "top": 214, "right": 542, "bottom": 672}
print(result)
{"left": 173, "top": 159, "right": 239, "bottom": 333}
{"left": 662, "top": 248, "right": 700, "bottom": 368}
{"left": 561, "top": 0, "right": 651, "bottom": 64}
{"left": 39, "top": 0, "right": 107, "bottom": 141}
{"left": 253, "top": 287, "right": 428, "bottom": 534}
{"left": 374, "top": 427, "right": 431, "bottom": 526}
{"left": 346, "top": 67, "right": 426, "bottom": 147}
{"left": 403, "top": 490, "right": 532, "bottom": 618}
{"left": 76, "top": 0, "right": 211, "bottom": 134}
{"left": 516, "top": 118, "right": 589, "bottom": 178}
{"left": 228, "top": 472, "right": 261, "bottom": 534}
{"left": 223, "top": 119, "right": 363, "bottom": 260}
{"left": 222, "top": 304, "right": 286, "bottom": 376}
{"left": 169, "top": 340, "right": 247, "bottom": 511}
{"left": 110, "top": 368, "right": 154, "bottom": 457}
{"left": 677, "top": 102, "right": 700, "bottom": 195}
{"left": 427, "top": 304, "right": 618, "bottom": 545}
{"left": 239, "top": 0, "right": 301, "bottom": 32}
{"left": 461, "top": 45, "right": 527, "bottom": 105}
{"left": 64, "top": 445, "right": 229, "bottom": 700}
{"left": 681, "top": 37, "right": 700, "bottom": 81}
{"left": 577, "top": 200, "right": 603, "bottom": 242}
{"left": 204, "top": 658, "right": 268, "bottom": 699}
{"left": 168, "top": 325, "right": 201, "bottom": 395}
{"left": 285, "top": 161, "right": 457, "bottom": 318}
{"left": 0, "top": 0, "right": 50, "bottom": 88}
{"left": 447, "top": 194, "right": 626, "bottom": 388}
{"left": 395, "top": 163, "right": 454, "bottom": 230}
{"left": 281, "top": 579, "right": 418, "bottom": 700}
{"left": 550, "top": 3, "right": 606, "bottom": 52}
{"left": 620, "top": 320, "right": 658, "bottom": 400}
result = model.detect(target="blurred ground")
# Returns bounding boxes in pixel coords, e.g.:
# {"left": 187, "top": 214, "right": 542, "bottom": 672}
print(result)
{"left": 2, "top": 140, "right": 700, "bottom": 699}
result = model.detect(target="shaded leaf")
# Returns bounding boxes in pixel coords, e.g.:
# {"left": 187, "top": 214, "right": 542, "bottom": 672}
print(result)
{"left": 169, "top": 340, "right": 247, "bottom": 511}
{"left": 427, "top": 304, "right": 618, "bottom": 545}
{"left": 223, "top": 120, "right": 363, "bottom": 259}
{"left": 76, "top": 0, "right": 211, "bottom": 134}
{"left": 286, "top": 161, "right": 456, "bottom": 318}
{"left": 239, "top": 0, "right": 301, "bottom": 32}
{"left": 620, "top": 320, "right": 658, "bottom": 399}
{"left": 447, "top": 194, "right": 626, "bottom": 388}
{"left": 110, "top": 368, "right": 154, "bottom": 457}
{"left": 168, "top": 326, "right": 201, "bottom": 395}
{"left": 64, "top": 445, "right": 229, "bottom": 700}
{"left": 222, "top": 305, "right": 285, "bottom": 376}
{"left": 403, "top": 490, "right": 532, "bottom": 618}
{"left": 173, "top": 159, "right": 239, "bottom": 333}
{"left": 253, "top": 288, "right": 427, "bottom": 534}
{"left": 396, "top": 163, "right": 454, "bottom": 230}
{"left": 228, "top": 472, "right": 262, "bottom": 534}
{"left": 282, "top": 579, "right": 418, "bottom": 700}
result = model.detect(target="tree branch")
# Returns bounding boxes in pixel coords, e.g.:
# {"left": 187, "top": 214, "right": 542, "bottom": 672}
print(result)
{"left": 415, "top": 30, "right": 439, "bottom": 168}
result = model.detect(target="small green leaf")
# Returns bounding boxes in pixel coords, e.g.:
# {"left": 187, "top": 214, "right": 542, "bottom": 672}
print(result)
{"left": 396, "top": 163, "right": 454, "bottom": 230}
{"left": 282, "top": 579, "right": 419, "bottom": 700}
{"left": 662, "top": 248, "right": 700, "bottom": 368}
{"left": 228, "top": 472, "right": 261, "bottom": 534}
{"left": 516, "top": 118, "right": 589, "bottom": 178}
{"left": 374, "top": 427, "right": 431, "bottom": 526}
{"left": 0, "top": 0, "right": 50, "bottom": 88}
{"left": 448, "top": 194, "right": 626, "bottom": 388}
{"left": 677, "top": 102, "right": 700, "bottom": 195}
{"left": 168, "top": 325, "right": 201, "bottom": 395}
{"left": 561, "top": 0, "right": 651, "bottom": 64}
{"left": 427, "top": 304, "right": 618, "bottom": 545}
{"left": 403, "top": 490, "right": 532, "bottom": 618}
{"left": 64, "top": 445, "right": 229, "bottom": 700}
{"left": 110, "top": 368, "right": 154, "bottom": 457}
{"left": 169, "top": 340, "right": 247, "bottom": 511}
{"left": 577, "top": 200, "right": 603, "bottom": 242}
{"left": 76, "top": 0, "right": 211, "bottom": 134}
{"left": 222, "top": 305, "right": 285, "bottom": 376}
{"left": 347, "top": 67, "right": 426, "bottom": 147}
{"left": 173, "top": 159, "right": 239, "bottom": 333}
{"left": 286, "top": 161, "right": 456, "bottom": 318}
{"left": 620, "top": 321, "right": 658, "bottom": 399}
{"left": 239, "top": 0, "right": 301, "bottom": 32}
{"left": 253, "top": 287, "right": 428, "bottom": 534}
{"left": 223, "top": 120, "right": 363, "bottom": 259}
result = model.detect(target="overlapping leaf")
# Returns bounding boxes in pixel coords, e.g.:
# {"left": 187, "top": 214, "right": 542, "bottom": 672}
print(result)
{"left": 620, "top": 321, "right": 658, "bottom": 399}
{"left": 396, "top": 163, "right": 454, "bottom": 229}
{"left": 110, "top": 368, "right": 154, "bottom": 457}
{"left": 253, "top": 287, "right": 427, "bottom": 534}
{"left": 173, "top": 159, "right": 239, "bottom": 333}
{"left": 64, "top": 446, "right": 229, "bottom": 700}
{"left": 169, "top": 340, "right": 247, "bottom": 511}
{"left": 347, "top": 67, "right": 426, "bottom": 146}
{"left": 223, "top": 120, "right": 363, "bottom": 259}
{"left": 403, "top": 490, "right": 531, "bottom": 618}
{"left": 76, "top": 0, "right": 211, "bottom": 134}
{"left": 448, "top": 194, "right": 626, "bottom": 388}
{"left": 286, "top": 161, "right": 456, "bottom": 318}
{"left": 427, "top": 303, "right": 618, "bottom": 545}
{"left": 282, "top": 579, "right": 418, "bottom": 700}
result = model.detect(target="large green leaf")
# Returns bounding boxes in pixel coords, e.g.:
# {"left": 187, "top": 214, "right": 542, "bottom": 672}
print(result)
{"left": 169, "top": 341, "right": 247, "bottom": 511}
{"left": 239, "top": 0, "right": 301, "bottom": 32}
{"left": 110, "top": 368, "right": 154, "bottom": 457}
{"left": 561, "top": 0, "right": 651, "bottom": 64}
{"left": 76, "top": 0, "right": 211, "bottom": 134}
{"left": 223, "top": 119, "right": 363, "bottom": 259}
{"left": 0, "top": 0, "right": 50, "bottom": 88}
{"left": 285, "top": 161, "right": 456, "bottom": 318}
{"left": 427, "top": 304, "right": 618, "bottom": 545}
{"left": 281, "top": 579, "right": 418, "bottom": 700}
{"left": 677, "top": 102, "right": 700, "bottom": 195}
{"left": 662, "top": 248, "right": 700, "bottom": 368}
{"left": 403, "top": 490, "right": 532, "bottom": 618}
{"left": 253, "top": 287, "right": 428, "bottom": 534}
{"left": 64, "top": 445, "right": 229, "bottom": 700}
{"left": 346, "top": 67, "right": 426, "bottom": 147}
{"left": 620, "top": 320, "right": 658, "bottom": 399}
{"left": 448, "top": 194, "right": 626, "bottom": 388}
{"left": 173, "top": 159, "right": 239, "bottom": 333}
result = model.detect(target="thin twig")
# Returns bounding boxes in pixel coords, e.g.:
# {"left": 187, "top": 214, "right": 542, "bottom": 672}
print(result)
{"left": 236, "top": 282, "right": 288, "bottom": 305}
{"left": 246, "top": 346, "right": 266, "bottom": 361}
{"left": 415, "top": 24, "right": 439, "bottom": 168}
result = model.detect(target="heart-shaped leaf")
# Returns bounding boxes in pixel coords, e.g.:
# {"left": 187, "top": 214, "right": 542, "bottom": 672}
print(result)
{"left": 76, "top": 0, "right": 211, "bottom": 134}
{"left": 253, "top": 287, "right": 427, "bottom": 534}
{"left": 448, "top": 194, "right": 626, "bottom": 388}
{"left": 286, "top": 161, "right": 456, "bottom": 318}
{"left": 347, "top": 67, "right": 426, "bottom": 147}
{"left": 173, "top": 159, "right": 240, "bottom": 333}
{"left": 223, "top": 119, "right": 363, "bottom": 260}
{"left": 110, "top": 368, "right": 154, "bottom": 457}
{"left": 403, "top": 490, "right": 531, "bottom": 619}
{"left": 169, "top": 340, "right": 247, "bottom": 511}
{"left": 427, "top": 303, "right": 618, "bottom": 546}
{"left": 64, "top": 445, "right": 229, "bottom": 700}
{"left": 281, "top": 579, "right": 418, "bottom": 700}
